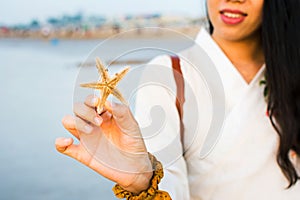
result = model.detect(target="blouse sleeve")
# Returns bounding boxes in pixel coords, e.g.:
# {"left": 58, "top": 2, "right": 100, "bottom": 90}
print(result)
{"left": 133, "top": 55, "right": 191, "bottom": 199}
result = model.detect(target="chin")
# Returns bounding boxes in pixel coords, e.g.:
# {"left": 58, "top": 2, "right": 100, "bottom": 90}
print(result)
{"left": 213, "top": 23, "right": 261, "bottom": 42}
{"left": 214, "top": 28, "right": 247, "bottom": 41}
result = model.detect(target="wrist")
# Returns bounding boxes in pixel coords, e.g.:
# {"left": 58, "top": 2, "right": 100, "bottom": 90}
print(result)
{"left": 120, "top": 171, "right": 153, "bottom": 194}
{"left": 113, "top": 153, "right": 167, "bottom": 199}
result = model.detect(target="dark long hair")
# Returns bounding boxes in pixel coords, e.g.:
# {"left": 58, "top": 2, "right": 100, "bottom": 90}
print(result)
{"left": 208, "top": 0, "right": 300, "bottom": 188}
{"left": 262, "top": 0, "right": 300, "bottom": 188}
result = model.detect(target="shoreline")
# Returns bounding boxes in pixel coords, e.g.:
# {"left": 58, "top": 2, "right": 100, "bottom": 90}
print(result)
{"left": 0, "top": 26, "right": 200, "bottom": 40}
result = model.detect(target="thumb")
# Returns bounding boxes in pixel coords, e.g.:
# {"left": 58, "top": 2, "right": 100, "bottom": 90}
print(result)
{"left": 110, "top": 102, "right": 140, "bottom": 134}
{"left": 55, "top": 137, "right": 79, "bottom": 160}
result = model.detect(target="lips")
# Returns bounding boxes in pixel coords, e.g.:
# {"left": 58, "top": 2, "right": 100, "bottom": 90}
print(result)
{"left": 220, "top": 9, "right": 247, "bottom": 25}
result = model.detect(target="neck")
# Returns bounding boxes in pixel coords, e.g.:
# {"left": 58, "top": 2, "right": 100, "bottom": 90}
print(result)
{"left": 212, "top": 31, "right": 265, "bottom": 84}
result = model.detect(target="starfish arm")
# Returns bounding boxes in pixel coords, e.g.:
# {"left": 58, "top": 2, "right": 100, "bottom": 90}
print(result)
{"left": 97, "top": 87, "right": 111, "bottom": 114}
{"left": 112, "top": 88, "right": 128, "bottom": 106}
{"left": 80, "top": 82, "right": 106, "bottom": 89}
{"left": 109, "top": 67, "right": 130, "bottom": 86}
{"left": 96, "top": 57, "right": 110, "bottom": 82}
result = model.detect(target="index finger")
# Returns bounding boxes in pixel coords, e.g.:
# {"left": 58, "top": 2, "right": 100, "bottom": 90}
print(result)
{"left": 84, "top": 94, "right": 99, "bottom": 108}
{"left": 85, "top": 95, "right": 113, "bottom": 114}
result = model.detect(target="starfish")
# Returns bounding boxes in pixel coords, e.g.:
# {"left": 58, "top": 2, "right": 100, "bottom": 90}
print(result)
{"left": 80, "top": 57, "right": 129, "bottom": 114}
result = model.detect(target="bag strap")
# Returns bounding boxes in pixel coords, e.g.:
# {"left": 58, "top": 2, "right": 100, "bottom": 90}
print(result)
{"left": 171, "top": 55, "right": 185, "bottom": 150}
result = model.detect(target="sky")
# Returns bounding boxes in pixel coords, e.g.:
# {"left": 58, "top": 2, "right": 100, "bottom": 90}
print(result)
{"left": 0, "top": 0, "right": 207, "bottom": 25}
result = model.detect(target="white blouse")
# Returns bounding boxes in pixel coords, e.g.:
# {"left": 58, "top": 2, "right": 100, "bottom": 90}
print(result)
{"left": 134, "top": 28, "right": 300, "bottom": 200}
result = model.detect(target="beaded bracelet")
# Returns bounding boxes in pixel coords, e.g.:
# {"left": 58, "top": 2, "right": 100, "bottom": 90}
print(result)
{"left": 112, "top": 153, "right": 172, "bottom": 200}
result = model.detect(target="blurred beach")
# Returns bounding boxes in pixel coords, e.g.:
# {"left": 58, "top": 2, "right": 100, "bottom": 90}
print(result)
{"left": 0, "top": 35, "right": 193, "bottom": 200}
{"left": 0, "top": 13, "right": 204, "bottom": 40}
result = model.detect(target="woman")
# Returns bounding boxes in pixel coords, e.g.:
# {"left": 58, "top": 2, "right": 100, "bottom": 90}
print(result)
{"left": 56, "top": 0, "right": 300, "bottom": 199}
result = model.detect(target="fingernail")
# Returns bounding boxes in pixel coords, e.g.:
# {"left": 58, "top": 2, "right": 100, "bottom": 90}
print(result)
{"left": 92, "top": 97, "right": 98, "bottom": 106}
{"left": 97, "top": 107, "right": 103, "bottom": 114}
{"left": 63, "top": 138, "right": 71, "bottom": 144}
{"left": 94, "top": 117, "right": 102, "bottom": 126}
{"left": 84, "top": 125, "right": 93, "bottom": 134}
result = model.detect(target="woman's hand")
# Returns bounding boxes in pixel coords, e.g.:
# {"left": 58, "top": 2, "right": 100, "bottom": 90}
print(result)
{"left": 55, "top": 95, "right": 153, "bottom": 194}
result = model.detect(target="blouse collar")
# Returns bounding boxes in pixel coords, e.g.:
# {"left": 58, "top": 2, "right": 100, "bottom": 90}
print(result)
{"left": 194, "top": 28, "right": 266, "bottom": 112}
